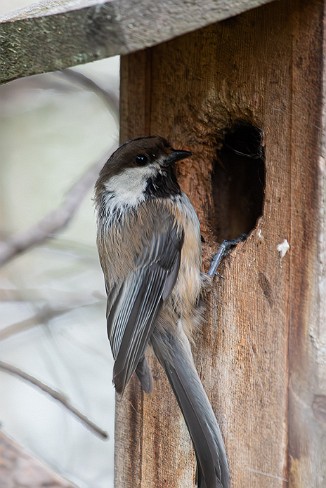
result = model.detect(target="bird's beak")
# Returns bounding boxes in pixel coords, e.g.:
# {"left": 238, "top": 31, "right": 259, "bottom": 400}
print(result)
{"left": 163, "top": 149, "right": 192, "bottom": 166}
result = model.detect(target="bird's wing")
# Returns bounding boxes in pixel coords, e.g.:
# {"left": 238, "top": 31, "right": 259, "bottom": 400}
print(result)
{"left": 105, "top": 214, "right": 183, "bottom": 394}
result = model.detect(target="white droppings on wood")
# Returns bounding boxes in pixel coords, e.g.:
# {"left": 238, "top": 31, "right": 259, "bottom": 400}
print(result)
{"left": 277, "top": 239, "right": 290, "bottom": 258}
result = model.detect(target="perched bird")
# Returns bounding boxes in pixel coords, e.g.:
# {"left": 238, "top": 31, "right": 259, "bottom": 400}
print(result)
{"left": 95, "top": 136, "right": 230, "bottom": 488}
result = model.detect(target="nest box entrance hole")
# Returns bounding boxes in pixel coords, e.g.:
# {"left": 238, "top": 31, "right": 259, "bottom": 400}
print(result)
{"left": 211, "top": 120, "right": 265, "bottom": 242}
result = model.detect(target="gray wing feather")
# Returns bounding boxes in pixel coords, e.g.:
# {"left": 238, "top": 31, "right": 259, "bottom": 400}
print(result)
{"left": 135, "top": 356, "right": 153, "bottom": 393}
{"left": 106, "top": 223, "right": 183, "bottom": 394}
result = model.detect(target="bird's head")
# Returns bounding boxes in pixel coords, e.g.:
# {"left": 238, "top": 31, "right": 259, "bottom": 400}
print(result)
{"left": 95, "top": 136, "right": 192, "bottom": 205}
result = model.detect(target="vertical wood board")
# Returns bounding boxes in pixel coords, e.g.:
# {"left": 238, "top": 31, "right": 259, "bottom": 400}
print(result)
{"left": 117, "top": 0, "right": 326, "bottom": 486}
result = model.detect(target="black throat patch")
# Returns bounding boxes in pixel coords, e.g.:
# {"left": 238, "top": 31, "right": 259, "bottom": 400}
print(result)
{"left": 145, "top": 167, "right": 181, "bottom": 199}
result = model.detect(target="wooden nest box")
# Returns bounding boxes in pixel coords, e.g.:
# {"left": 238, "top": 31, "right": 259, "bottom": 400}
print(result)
{"left": 1, "top": 1, "right": 326, "bottom": 486}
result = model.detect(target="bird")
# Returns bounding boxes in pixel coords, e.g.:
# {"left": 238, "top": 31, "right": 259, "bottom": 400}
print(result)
{"left": 94, "top": 135, "right": 230, "bottom": 488}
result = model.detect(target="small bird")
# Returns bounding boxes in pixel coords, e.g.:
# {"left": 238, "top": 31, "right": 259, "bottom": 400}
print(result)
{"left": 95, "top": 136, "right": 230, "bottom": 488}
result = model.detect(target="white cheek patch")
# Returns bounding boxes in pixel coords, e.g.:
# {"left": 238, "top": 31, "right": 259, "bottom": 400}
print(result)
{"left": 104, "top": 166, "right": 157, "bottom": 207}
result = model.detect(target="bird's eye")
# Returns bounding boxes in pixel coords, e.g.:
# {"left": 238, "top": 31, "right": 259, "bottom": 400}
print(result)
{"left": 135, "top": 154, "right": 149, "bottom": 166}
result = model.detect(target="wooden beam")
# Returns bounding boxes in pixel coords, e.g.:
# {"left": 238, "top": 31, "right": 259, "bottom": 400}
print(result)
{"left": 117, "top": 0, "right": 326, "bottom": 486}
{"left": 0, "top": 0, "right": 276, "bottom": 84}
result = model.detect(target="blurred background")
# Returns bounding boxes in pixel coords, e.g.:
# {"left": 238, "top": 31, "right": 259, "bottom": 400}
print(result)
{"left": 0, "top": 0, "right": 35, "bottom": 13}
{"left": 0, "top": 2, "right": 119, "bottom": 486}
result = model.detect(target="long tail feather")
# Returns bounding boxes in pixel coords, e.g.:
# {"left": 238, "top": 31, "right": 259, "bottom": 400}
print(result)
{"left": 151, "top": 328, "right": 230, "bottom": 488}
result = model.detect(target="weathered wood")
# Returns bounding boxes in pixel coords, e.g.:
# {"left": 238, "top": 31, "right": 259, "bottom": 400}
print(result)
{"left": 0, "top": 0, "right": 276, "bottom": 84}
{"left": 117, "top": 0, "right": 326, "bottom": 486}
{"left": 0, "top": 431, "right": 76, "bottom": 487}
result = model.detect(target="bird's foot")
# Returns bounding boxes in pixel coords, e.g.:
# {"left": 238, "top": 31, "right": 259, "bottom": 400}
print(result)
{"left": 208, "top": 234, "right": 246, "bottom": 277}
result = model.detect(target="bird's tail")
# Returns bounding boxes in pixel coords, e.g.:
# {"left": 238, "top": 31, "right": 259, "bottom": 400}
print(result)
{"left": 151, "top": 326, "right": 230, "bottom": 488}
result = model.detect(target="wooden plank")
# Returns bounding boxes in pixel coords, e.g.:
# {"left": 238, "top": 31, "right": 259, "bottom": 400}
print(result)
{"left": 0, "top": 431, "right": 76, "bottom": 487}
{"left": 287, "top": 1, "right": 326, "bottom": 484}
{"left": 0, "top": 0, "right": 276, "bottom": 84}
{"left": 117, "top": 0, "right": 326, "bottom": 486}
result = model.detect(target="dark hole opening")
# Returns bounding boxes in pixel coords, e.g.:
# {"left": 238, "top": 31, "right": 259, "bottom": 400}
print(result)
{"left": 212, "top": 120, "right": 265, "bottom": 242}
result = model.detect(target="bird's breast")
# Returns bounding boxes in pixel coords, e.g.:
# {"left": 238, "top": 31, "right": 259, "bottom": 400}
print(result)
{"left": 165, "top": 195, "right": 202, "bottom": 310}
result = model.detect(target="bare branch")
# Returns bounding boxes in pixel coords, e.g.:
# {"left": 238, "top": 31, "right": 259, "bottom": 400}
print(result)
{"left": 0, "top": 286, "right": 105, "bottom": 303}
{"left": 0, "top": 304, "right": 75, "bottom": 341}
{"left": 0, "top": 148, "right": 115, "bottom": 267}
{"left": 0, "top": 360, "right": 109, "bottom": 440}
{"left": 0, "top": 288, "right": 27, "bottom": 302}
{"left": 0, "top": 296, "right": 103, "bottom": 341}
{"left": 56, "top": 69, "right": 119, "bottom": 126}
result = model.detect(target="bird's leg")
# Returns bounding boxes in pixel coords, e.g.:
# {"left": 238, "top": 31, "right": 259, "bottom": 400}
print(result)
{"left": 208, "top": 234, "right": 246, "bottom": 277}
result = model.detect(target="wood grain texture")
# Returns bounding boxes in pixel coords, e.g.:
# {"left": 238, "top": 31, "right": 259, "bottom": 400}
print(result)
{"left": 117, "top": 0, "right": 326, "bottom": 486}
{"left": 0, "top": 0, "right": 276, "bottom": 84}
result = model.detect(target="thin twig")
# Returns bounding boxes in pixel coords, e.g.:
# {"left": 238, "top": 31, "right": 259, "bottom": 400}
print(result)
{"left": 0, "top": 304, "right": 75, "bottom": 341}
{"left": 0, "top": 286, "right": 105, "bottom": 303}
{"left": 0, "top": 148, "right": 115, "bottom": 267}
{"left": 0, "top": 360, "right": 109, "bottom": 440}
{"left": 57, "top": 69, "right": 119, "bottom": 126}
{"left": 0, "top": 297, "right": 103, "bottom": 341}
